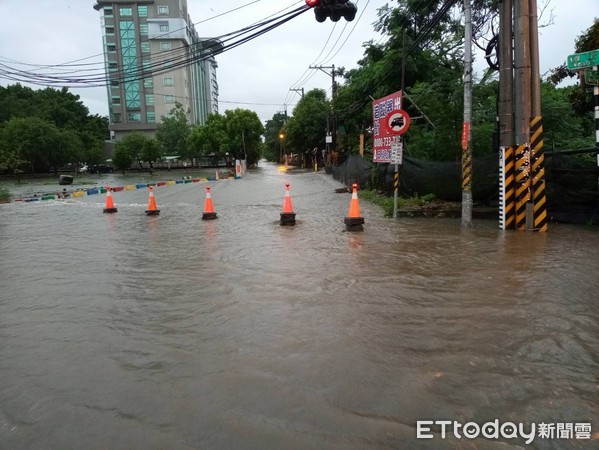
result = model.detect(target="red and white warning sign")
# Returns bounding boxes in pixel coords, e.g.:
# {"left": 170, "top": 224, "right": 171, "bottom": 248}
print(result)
{"left": 385, "top": 109, "right": 410, "bottom": 136}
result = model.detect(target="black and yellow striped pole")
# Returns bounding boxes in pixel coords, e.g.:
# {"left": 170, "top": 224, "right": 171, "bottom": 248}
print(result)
{"left": 530, "top": 116, "right": 548, "bottom": 232}
{"left": 499, "top": 145, "right": 516, "bottom": 229}
{"left": 462, "top": 147, "right": 472, "bottom": 192}
{"left": 392, "top": 137, "right": 403, "bottom": 218}
{"left": 514, "top": 143, "right": 531, "bottom": 230}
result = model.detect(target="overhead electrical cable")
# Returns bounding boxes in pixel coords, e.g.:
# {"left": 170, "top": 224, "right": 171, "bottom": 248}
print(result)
{"left": 0, "top": 4, "right": 311, "bottom": 88}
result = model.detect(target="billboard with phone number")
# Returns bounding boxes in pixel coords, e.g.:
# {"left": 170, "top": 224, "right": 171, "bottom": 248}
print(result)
{"left": 372, "top": 90, "right": 402, "bottom": 163}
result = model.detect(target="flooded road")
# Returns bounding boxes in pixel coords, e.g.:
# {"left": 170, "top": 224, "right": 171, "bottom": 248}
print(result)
{"left": 1, "top": 162, "right": 598, "bottom": 449}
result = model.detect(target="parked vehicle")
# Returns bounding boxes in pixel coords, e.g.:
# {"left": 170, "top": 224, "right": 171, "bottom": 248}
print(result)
{"left": 59, "top": 175, "right": 74, "bottom": 185}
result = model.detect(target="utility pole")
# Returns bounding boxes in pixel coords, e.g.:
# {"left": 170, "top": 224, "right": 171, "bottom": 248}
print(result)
{"left": 393, "top": 31, "right": 407, "bottom": 219}
{"left": 528, "top": 0, "right": 548, "bottom": 231}
{"left": 461, "top": 0, "right": 473, "bottom": 226}
{"left": 513, "top": 0, "right": 532, "bottom": 230}
{"left": 498, "top": 0, "right": 547, "bottom": 232}
{"left": 310, "top": 65, "right": 337, "bottom": 155}
{"left": 498, "top": 0, "right": 515, "bottom": 230}
{"left": 289, "top": 88, "right": 304, "bottom": 98}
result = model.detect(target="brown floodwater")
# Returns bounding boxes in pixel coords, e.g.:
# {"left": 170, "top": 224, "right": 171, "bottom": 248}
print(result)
{"left": 1, "top": 162, "right": 598, "bottom": 449}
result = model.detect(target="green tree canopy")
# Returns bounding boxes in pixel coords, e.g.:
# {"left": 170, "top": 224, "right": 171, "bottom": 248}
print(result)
{"left": 223, "top": 108, "right": 264, "bottom": 166}
{"left": 284, "top": 89, "right": 330, "bottom": 155}
{"left": 0, "top": 116, "right": 61, "bottom": 175}
{"left": 155, "top": 102, "right": 191, "bottom": 158}
{"left": 0, "top": 83, "right": 109, "bottom": 172}
{"left": 188, "top": 109, "right": 264, "bottom": 166}
{"left": 263, "top": 112, "right": 287, "bottom": 162}
{"left": 114, "top": 132, "right": 162, "bottom": 173}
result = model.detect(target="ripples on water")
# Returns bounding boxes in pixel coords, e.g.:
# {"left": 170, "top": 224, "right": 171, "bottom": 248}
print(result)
{"left": 0, "top": 163, "right": 598, "bottom": 449}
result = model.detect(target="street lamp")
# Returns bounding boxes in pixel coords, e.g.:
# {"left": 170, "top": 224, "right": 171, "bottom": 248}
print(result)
{"left": 279, "top": 132, "right": 285, "bottom": 164}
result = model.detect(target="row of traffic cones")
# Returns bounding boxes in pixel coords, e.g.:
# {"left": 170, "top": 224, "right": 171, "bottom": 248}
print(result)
{"left": 103, "top": 185, "right": 215, "bottom": 219}
{"left": 103, "top": 182, "right": 365, "bottom": 231}
{"left": 279, "top": 182, "right": 364, "bottom": 231}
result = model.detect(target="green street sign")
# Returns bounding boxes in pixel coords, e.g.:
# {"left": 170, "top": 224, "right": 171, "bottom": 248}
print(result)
{"left": 585, "top": 69, "right": 599, "bottom": 85}
{"left": 567, "top": 49, "right": 599, "bottom": 69}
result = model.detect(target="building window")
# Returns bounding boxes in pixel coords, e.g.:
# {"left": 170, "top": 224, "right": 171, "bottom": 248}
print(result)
{"left": 145, "top": 94, "right": 154, "bottom": 106}
{"left": 111, "top": 96, "right": 121, "bottom": 104}
{"left": 160, "top": 24, "right": 169, "bottom": 32}
{"left": 158, "top": 6, "right": 169, "bottom": 15}
{"left": 137, "top": 5, "right": 148, "bottom": 17}
{"left": 110, "top": 79, "right": 120, "bottom": 87}
{"left": 164, "top": 95, "right": 176, "bottom": 103}
{"left": 160, "top": 42, "right": 171, "bottom": 51}
{"left": 142, "top": 59, "right": 152, "bottom": 72}
{"left": 119, "top": 7, "right": 132, "bottom": 16}
{"left": 139, "top": 23, "right": 148, "bottom": 35}
{"left": 104, "top": 7, "right": 113, "bottom": 17}
{"left": 112, "top": 113, "right": 121, "bottom": 123}
{"left": 107, "top": 44, "right": 116, "bottom": 52}
{"left": 105, "top": 26, "right": 115, "bottom": 34}
{"left": 120, "top": 20, "right": 140, "bottom": 109}
{"left": 143, "top": 78, "right": 153, "bottom": 88}
{"left": 140, "top": 41, "right": 150, "bottom": 53}
{"left": 163, "top": 77, "right": 174, "bottom": 86}
{"left": 128, "top": 113, "right": 141, "bottom": 122}
{"left": 108, "top": 62, "right": 118, "bottom": 70}
{"left": 147, "top": 112, "right": 156, "bottom": 123}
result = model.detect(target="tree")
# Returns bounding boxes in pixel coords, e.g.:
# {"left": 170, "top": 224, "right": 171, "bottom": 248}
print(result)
{"left": 112, "top": 145, "right": 134, "bottom": 174}
{"left": 140, "top": 137, "right": 163, "bottom": 173}
{"left": 546, "top": 19, "right": 599, "bottom": 117}
{"left": 0, "top": 117, "right": 61, "bottom": 175}
{"left": 263, "top": 112, "right": 287, "bottom": 162}
{"left": 115, "top": 132, "right": 148, "bottom": 171}
{"left": 155, "top": 102, "right": 191, "bottom": 160}
{"left": 0, "top": 83, "right": 109, "bottom": 173}
{"left": 223, "top": 108, "right": 264, "bottom": 166}
{"left": 188, "top": 110, "right": 264, "bottom": 166}
{"left": 284, "top": 89, "right": 330, "bottom": 157}
{"left": 188, "top": 113, "right": 229, "bottom": 163}
{"left": 0, "top": 144, "right": 25, "bottom": 178}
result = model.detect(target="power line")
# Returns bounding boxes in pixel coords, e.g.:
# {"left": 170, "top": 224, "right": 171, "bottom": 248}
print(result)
{"left": 0, "top": 4, "right": 311, "bottom": 88}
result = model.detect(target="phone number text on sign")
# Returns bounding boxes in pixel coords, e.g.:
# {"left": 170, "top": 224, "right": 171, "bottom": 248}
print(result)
{"left": 372, "top": 90, "right": 402, "bottom": 163}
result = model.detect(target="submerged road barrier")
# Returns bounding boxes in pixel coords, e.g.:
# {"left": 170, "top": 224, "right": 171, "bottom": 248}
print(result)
{"left": 11, "top": 173, "right": 235, "bottom": 203}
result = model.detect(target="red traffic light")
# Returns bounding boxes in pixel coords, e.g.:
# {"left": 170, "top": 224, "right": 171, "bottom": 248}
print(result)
{"left": 305, "top": 0, "right": 320, "bottom": 6}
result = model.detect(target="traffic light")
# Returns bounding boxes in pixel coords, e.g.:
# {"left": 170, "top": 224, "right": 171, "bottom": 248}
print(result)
{"left": 305, "top": 0, "right": 358, "bottom": 22}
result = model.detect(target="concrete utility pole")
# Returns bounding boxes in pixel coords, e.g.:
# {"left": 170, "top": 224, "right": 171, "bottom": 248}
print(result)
{"left": 513, "top": 0, "right": 533, "bottom": 230}
{"left": 498, "top": 0, "right": 515, "bottom": 230}
{"left": 595, "top": 70, "right": 599, "bottom": 194}
{"left": 499, "top": 0, "right": 514, "bottom": 148}
{"left": 461, "top": 0, "right": 473, "bottom": 226}
{"left": 289, "top": 88, "right": 304, "bottom": 98}
{"left": 529, "top": 0, "right": 541, "bottom": 117}
{"left": 498, "top": 0, "right": 547, "bottom": 232}
{"left": 310, "top": 65, "right": 337, "bottom": 154}
{"left": 393, "top": 31, "right": 407, "bottom": 219}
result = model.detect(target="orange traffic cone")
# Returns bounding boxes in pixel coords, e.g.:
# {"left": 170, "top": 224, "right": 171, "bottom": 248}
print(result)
{"left": 202, "top": 185, "right": 217, "bottom": 220}
{"left": 344, "top": 183, "right": 364, "bottom": 231}
{"left": 280, "top": 182, "right": 296, "bottom": 226}
{"left": 103, "top": 186, "right": 117, "bottom": 213}
{"left": 145, "top": 185, "right": 160, "bottom": 216}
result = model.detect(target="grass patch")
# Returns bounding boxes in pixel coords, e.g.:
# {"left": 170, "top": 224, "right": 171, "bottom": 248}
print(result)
{"left": 359, "top": 190, "right": 437, "bottom": 217}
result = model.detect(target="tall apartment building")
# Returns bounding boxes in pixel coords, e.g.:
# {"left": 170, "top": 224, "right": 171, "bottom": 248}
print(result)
{"left": 93, "top": 0, "right": 220, "bottom": 141}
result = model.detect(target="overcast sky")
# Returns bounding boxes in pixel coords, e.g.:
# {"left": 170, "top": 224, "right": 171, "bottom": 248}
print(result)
{"left": 0, "top": 0, "right": 596, "bottom": 124}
